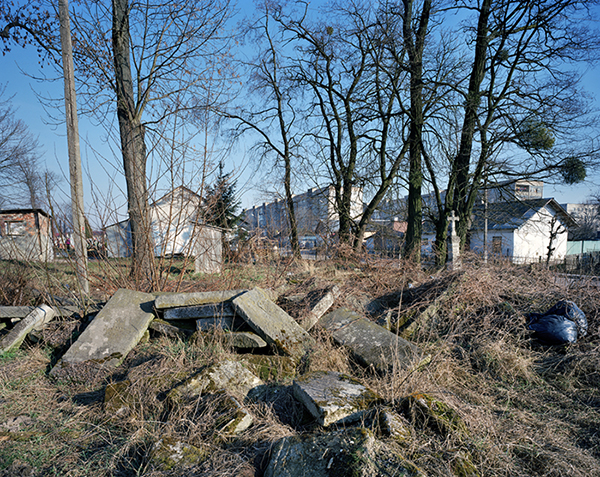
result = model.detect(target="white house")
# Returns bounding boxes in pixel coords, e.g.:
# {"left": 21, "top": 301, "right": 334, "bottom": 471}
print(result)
{"left": 468, "top": 199, "right": 577, "bottom": 264}
{"left": 421, "top": 198, "right": 577, "bottom": 264}
{"left": 104, "top": 186, "right": 222, "bottom": 272}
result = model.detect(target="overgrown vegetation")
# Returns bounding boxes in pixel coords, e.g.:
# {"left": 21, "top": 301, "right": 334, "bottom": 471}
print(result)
{"left": 1, "top": 256, "right": 599, "bottom": 476}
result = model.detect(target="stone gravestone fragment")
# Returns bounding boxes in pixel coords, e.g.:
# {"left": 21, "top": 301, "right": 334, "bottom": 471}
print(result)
{"left": 0, "top": 305, "right": 56, "bottom": 354}
{"left": 264, "top": 427, "right": 423, "bottom": 477}
{"left": 163, "top": 302, "right": 236, "bottom": 320}
{"left": 232, "top": 288, "right": 315, "bottom": 358}
{"left": 319, "top": 308, "right": 425, "bottom": 374}
{"left": 196, "top": 316, "right": 236, "bottom": 332}
{"left": 169, "top": 359, "right": 264, "bottom": 401}
{"left": 149, "top": 319, "right": 194, "bottom": 340}
{"left": 292, "top": 371, "right": 382, "bottom": 426}
{"left": 221, "top": 332, "right": 267, "bottom": 349}
{"left": 51, "top": 289, "right": 154, "bottom": 376}
{"left": 302, "top": 285, "right": 341, "bottom": 331}
{"left": 0, "top": 306, "right": 36, "bottom": 320}
{"left": 154, "top": 289, "right": 246, "bottom": 309}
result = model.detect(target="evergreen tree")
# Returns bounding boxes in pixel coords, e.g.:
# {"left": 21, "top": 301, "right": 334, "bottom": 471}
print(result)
{"left": 204, "top": 162, "right": 240, "bottom": 230}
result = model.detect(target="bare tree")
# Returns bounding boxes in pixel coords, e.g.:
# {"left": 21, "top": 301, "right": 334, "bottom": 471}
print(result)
{"left": 546, "top": 214, "right": 566, "bottom": 267}
{"left": 65, "top": 0, "right": 234, "bottom": 288}
{"left": 422, "top": 0, "right": 600, "bottom": 266}
{"left": 228, "top": 1, "right": 303, "bottom": 257}
{"left": 0, "top": 87, "right": 38, "bottom": 180}
{"left": 0, "top": 88, "right": 61, "bottom": 209}
{"left": 269, "top": 1, "right": 414, "bottom": 251}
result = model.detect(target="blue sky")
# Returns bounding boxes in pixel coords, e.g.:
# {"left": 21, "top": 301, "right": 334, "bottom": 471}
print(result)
{"left": 2, "top": 2, "right": 599, "bottom": 228}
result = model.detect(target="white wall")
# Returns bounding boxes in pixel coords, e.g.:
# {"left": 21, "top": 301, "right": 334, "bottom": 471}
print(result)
{"left": 469, "top": 230, "right": 515, "bottom": 259}
{"left": 514, "top": 207, "right": 568, "bottom": 263}
{"left": 151, "top": 188, "right": 202, "bottom": 257}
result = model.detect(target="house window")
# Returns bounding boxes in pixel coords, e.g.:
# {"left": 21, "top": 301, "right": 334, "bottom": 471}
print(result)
{"left": 4, "top": 221, "right": 26, "bottom": 236}
{"left": 492, "top": 236, "right": 502, "bottom": 254}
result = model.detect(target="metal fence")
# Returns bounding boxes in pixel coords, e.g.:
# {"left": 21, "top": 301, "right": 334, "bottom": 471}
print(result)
{"left": 561, "top": 252, "right": 600, "bottom": 275}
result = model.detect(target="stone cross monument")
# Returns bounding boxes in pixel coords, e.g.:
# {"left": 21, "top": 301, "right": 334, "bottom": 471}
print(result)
{"left": 447, "top": 210, "right": 461, "bottom": 270}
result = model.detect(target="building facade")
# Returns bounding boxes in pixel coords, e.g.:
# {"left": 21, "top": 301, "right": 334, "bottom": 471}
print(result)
{"left": 104, "top": 187, "right": 222, "bottom": 272}
{"left": 243, "top": 185, "right": 364, "bottom": 243}
{"left": 0, "top": 209, "right": 54, "bottom": 262}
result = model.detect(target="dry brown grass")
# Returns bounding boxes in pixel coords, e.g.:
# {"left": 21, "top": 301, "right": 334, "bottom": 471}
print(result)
{"left": 1, "top": 256, "right": 600, "bottom": 476}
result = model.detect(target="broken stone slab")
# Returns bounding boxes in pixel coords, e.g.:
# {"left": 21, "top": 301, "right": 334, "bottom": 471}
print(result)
{"left": 51, "top": 289, "right": 155, "bottom": 376}
{"left": 196, "top": 316, "right": 235, "bottom": 331}
{"left": 163, "top": 302, "right": 236, "bottom": 320}
{"left": 149, "top": 319, "right": 194, "bottom": 340}
{"left": 302, "top": 285, "right": 341, "bottom": 331}
{"left": 293, "top": 371, "right": 382, "bottom": 426}
{"left": 400, "top": 288, "right": 451, "bottom": 340}
{"left": 240, "top": 355, "right": 297, "bottom": 382}
{"left": 232, "top": 288, "right": 315, "bottom": 358}
{"left": 319, "top": 308, "right": 426, "bottom": 374}
{"left": 0, "top": 305, "right": 56, "bottom": 354}
{"left": 0, "top": 305, "right": 100, "bottom": 321}
{"left": 169, "top": 359, "right": 263, "bottom": 402}
{"left": 397, "top": 392, "right": 468, "bottom": 438}
{"left": 264, "top": 427, "right": 424, "bottom": 477}
{"left": 357, "top": 406, "right": 412, "bottom": 443}
{"left": 0, "top": 306, "right": 36, "bottom": 319}
{"left": 215, "top": 394, "right": 254, "bottom": 435}
{"left": 154, "top": 289, "right": 246, "bottom": 309}
{"left": 221, "top": 332, "right": 267, "bottom": 349}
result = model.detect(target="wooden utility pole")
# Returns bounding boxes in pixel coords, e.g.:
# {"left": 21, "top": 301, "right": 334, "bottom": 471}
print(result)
{"left": 58, "top": 0, "right": 89, "bottom": 295}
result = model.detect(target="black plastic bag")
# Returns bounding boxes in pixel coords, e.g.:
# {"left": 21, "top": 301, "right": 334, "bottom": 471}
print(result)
{"left": 528, "top": 314, "right": 578, "bottom": 345}
{"left": 543, "top": 300, "right": 587, "bottom": 337}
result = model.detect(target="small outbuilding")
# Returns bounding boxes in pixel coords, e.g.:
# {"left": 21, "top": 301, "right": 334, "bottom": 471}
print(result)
{"left": 0, "top": 209, "right": 54, "bottom": 262}
{"left": 468, "top": 199, "right": 577, "bottom": 264}
{"left": 104, "top": 186, "right": 223, "bottom": 273}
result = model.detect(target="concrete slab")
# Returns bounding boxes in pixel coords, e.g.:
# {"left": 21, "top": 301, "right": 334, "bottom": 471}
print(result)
{"left": 222, "top": 332, "right": 267, "bottom": 349}
{"left": 154, "top": 290, "right": 246, "bottom": 309}
{"left": 51, "top": 289, "right": 155, "bottom": 374}
{"left": 293, "top": 371, "right": 382, "bottom": 426}
{"left": 232, "top": 288, "right": 315, "bottom": 358}
{"left": 163, "top": 302, "right": 236, "bottom": 320}
{"left": 196, "top": 316, "right": 235, "bottom": 331}
{"left": 264, "top": 427, "right": 423, "bottom": 477}
{"left": 149, "top": 319, "right": 194, "bottom": 340}
{"left": 319, "top": 308, "right": 425, "bottom": 374}
{"left": 302, "top": 285, "right": 340, "bottom": 331}
{"left": 0, "top": 305, "right": 56, "bottom": 354}
{"left": 169, "top": 359, "right": 263, "bottom": 401}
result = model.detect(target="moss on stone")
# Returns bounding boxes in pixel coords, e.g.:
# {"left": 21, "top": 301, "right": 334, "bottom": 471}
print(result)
{"left": 400, "top": 392, "right": 468, "bottom": 438}
{"left": 149, "top": 437, "right": 209, "bottom": 471}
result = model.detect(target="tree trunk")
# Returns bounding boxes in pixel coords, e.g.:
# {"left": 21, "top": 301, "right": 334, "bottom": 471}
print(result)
{"left": 58, "top": 0, "right": 89, "bottom": 295}
{"left": 452, "top": 0, "right": 491, "bottom": 245}
{"left": 112, "top": 0, "right": 155, "bottom": 288}
{"left": 284, "top": 162, "right": 300, "bottom": 258}
{"left": 403, "top": 0, "right": 431, "bottom": 262}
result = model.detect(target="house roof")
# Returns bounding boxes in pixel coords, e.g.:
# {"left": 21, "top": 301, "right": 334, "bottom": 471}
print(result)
{"left": 151, "top": 185, "right": 202, "bottom": 207}
{"left": 470, "top": 198, "right": 578, "bottom": 231}
{"left": 0, "top": 208, "right": 51, "bottom": 218}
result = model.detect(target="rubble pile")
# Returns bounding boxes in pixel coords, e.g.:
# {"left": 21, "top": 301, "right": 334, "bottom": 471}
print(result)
{"left": 0, "top": 285, "right": 445, "bottom": 476}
